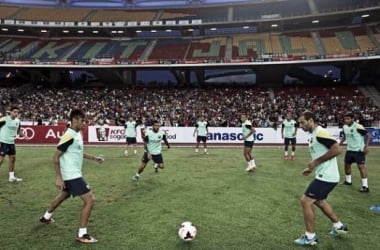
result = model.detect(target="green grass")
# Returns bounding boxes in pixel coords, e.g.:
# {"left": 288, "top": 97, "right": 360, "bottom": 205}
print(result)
{"left": 0, "top": 146, "right": 380, "bottom": 249}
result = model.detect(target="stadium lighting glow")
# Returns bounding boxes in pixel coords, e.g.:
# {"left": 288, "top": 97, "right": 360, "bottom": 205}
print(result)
{"left": 41, "top": 29, "right": 48, "bottom": 33}
{"left": 243, "top": 26, "right": 249, "bottom": 29}
{"left": 361, "top": 14, "right": 370, "bottom": 18}
{"left": 111, "top": 30, "right": 117, "bottom": 34}
{"left": 210, "top": 27, "right": 217, "bottom": 30}
{"left": 117, "top": 30, "right": 124, "bottom": 34}
{"left": 151, "top": 30, "right": 157, "bottom": 32}
{"left": 312, "top": 20, "right": 319, "bottom": 24}
{"left": 17, "top": 28, "right": 24, "bottom": 32}
{"left": 92, "top": 30, "right": 99, "bottom": 34}
{"left": 271, "top": 24, "right": 278, "bottom": 27}
{"left": 1, "top": 28, "right": 8, "bottom": 31}
{"left": 62, "top": 30, "right": 69, "bottom": 33}
{"left": 166, "top": 29, "right": 172, "bottom": 32}
{"left": 136, "top": 30, "right": 142, "bottom": 33}
{"left": 77, "top": 30, "right": 84, "bottom": 33}
{"left": 188, "top": 28, "right": 194, "bottom": 31}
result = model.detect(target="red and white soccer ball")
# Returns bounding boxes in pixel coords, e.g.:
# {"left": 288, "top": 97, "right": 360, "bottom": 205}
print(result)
{"left": 178, "top": 221, "right": 197, "bottom": 241}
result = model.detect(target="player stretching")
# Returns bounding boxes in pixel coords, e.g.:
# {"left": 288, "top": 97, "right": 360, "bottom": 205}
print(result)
{"left": 241, "top": 114, "right": 256, "bottom": 172}
{"left": 281, "top": 112, "right": 298, "bottom": 160}
{"left": 133, "top": 120, "right": 170, "bottom": 181}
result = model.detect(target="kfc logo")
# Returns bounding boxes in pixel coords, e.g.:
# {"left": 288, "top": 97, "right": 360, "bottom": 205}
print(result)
{"left": 96, "top": 126, "right": 109, "bottom": 141}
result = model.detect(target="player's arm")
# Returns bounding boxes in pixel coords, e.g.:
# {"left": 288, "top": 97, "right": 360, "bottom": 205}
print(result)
{"left": 357, "top": 126, "right": 371, "bottom": 153}
{"left": 193, "top": 124, "right": 198, "bottom": 137}
{"left": 281, "top": 123, "right": 285, "bottom": 138}
{"left": 84, "top": 152, "right": 104, "bottom": 163}
{"left": 339, "top": 131, "right": 346, "bottom": 145}
{"left": 308, "top": 136, "right": 341, "bottom": 171}
{"left": 143, "top": 135, "right": 149, "bottom": 152}
{"left": 206, "top": 122, "right": 209, "bottom": 134}
{"left": 0, "top": 116, "right": 6, "bottom": 128}
{"left": 244, "top": 124, "right": 255, "bottom": 140}
{"left": 293, "top": 122, "right": 298, "bottom": 137}
{"left": 163, "top": 134, "right": 170, "bottom": 149}
{"left": 53, "top": 149, "right": 65, "bottom": 190}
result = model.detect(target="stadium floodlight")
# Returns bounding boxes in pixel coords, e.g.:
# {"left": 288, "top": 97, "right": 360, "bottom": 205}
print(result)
{"left": 361, "top": 14, "right": 370, "bottom": 18}
{"left": 1, "top": 28, "right": 8, "bottom": 31}
{"left": 77, "top": 30, "right": 84, "bottom": 33}
{"left": 136, "top": 30, "right": 142, "bottom": 33}
{"left": 62, "top": 30, "right": 69, "bottom": 33}
{"left": 92, "top": 30, "right": 99, "bottom": 34}
{"left": 312, "top": 20, "right": 319, "bottom": 24}
{"left": 271, "top": 24, "right": 278, "bottom": 27}
{"left": 41, "top": 29, "right": 48, "bottom": 33}
{"left": 17, "top": 29, "right": 24, "bottom": 32}
{"left": 243, "top": 26, "right": 249, "bottom": 29}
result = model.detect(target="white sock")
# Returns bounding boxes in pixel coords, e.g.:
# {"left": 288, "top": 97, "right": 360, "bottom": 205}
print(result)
{"left": 362, "top": 178, "right": 368, "bottom": 187}
{"left": 284, "top": 151, "right": 288, "bottom": 156}
{"left": 333, "top": 221, "right": 343, "bottom": 229}
{"left": 44, "top": 211, "right": 53, "bottom": 220}
{"left": 135, "top": 173, "right": 140, "bottom": 177}
{"left": 134, "top": 150, "right": 137, "bottom": 154}
{"left": 78, "top": 227, "right": 87, "bottom": 237}
{"left": 250, "top": 159, "right": 256, "bottom": 167}
{"left": 153, "top": 164, "right": 158, "bottom": 169}
{"left": 204, "top": 148, "right": 208, "bottom": 152}
{"left": 345, "top": 175, "right": 352, "bottom": 183}
{"left": 195, "top": 148, "right": 199, "bottom": 153}
{"left": 9, "top": 172, "right": 15, "bottom": 179}
{"left": 291, "top": 151, "right": 295, "bottom": 156}
{"left": 305, "top": 231, "right": 316, "bottom": 239}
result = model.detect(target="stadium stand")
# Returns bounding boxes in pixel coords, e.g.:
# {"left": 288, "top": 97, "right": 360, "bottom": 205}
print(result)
{"left": 16, "top": 7, "right": 90, "bottom": 22}
{"left": 90, "top": 10, "right": 157, "bottom": 22}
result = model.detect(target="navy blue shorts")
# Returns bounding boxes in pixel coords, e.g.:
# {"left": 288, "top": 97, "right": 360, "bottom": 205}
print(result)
{"left": 344, "top": 151, "right": 365, "bottom": 165}
{"left": 0, "top": 142, "right": 16, "bottom": 156}
{"left": 142, "top": 152, "right": 163, "bottom": 164}
{"left": 244, "top": 141, "right": 254, "bottom": 148}
{"left": 126, "top": 137, "right": 137, "bottom": 145}
{"left": 196, "top": 136, "right": 207, "bottom": 143}
{"left": 304, "top": 179, "right": 337, "bottom": 200}
{"left": 63, "top": 177, "right": 91, "bottom": 197}
{"left": 284, "top": 137, "right": 296, "bottom": 146}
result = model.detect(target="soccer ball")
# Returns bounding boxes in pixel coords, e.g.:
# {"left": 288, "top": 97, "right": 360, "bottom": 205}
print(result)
{"left": 178, "top": 221, "right": 197, "bottom": 241}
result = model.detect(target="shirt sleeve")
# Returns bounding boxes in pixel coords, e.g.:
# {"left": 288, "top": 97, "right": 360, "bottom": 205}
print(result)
{"left": 57, "top": 134, "right": 74, "bottom": 152}
{"left": 357, "top": 124, "right": 368, "bottom": 136}
{"left": 316, "top": 129, "right": 337, "bottom": 149}
{"left": 0, "top": 116, "right": 6, "bottom": 128}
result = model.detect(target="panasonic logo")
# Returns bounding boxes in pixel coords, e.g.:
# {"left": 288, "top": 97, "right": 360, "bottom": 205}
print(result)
{"left": 207, "top": 133, "right": 264, "bottom": 141}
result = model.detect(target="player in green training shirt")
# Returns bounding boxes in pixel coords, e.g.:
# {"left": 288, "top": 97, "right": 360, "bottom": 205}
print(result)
{"left": 0, "top": 106, "right": 26, "bottom": 182}
{"left": 281, "top": 112, "right": 298, "bottom": 160}
{"left": 294, "top": 111, "right": 348, "bottom": 246}
{"left": 241, "top": 114, "right": 256, "bottom": 172}
{"left": 124, "top": 116, "right": 139, "bottom": 157}
{"left": 39, "top": 109, "right": 104, "bottom": 244}
{"left": 339, "top": 112, "right": 371, "bottom": 192}
{"left": 133, "top": 120, "right": 170, "bottom": 181}
{"left": 193, "top": 115, "right": 209, "bottom": 154}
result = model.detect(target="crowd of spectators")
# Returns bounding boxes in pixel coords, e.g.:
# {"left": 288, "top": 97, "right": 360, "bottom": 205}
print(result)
{"left": 0, "top": 85, "right": 379, "bottom": 128}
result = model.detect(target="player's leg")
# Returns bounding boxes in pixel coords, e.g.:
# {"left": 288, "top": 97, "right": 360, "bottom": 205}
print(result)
{"left": 244, "top": 143, "right": 256, "bottom": 171}
{"left": 343, "top": 152, "right": 353, "bottom": 185}
{"left": 195, "top": 137, "right": 200, "bottom": 153}
{"left": 154, "top": 154, "right": 164, "bottom": 171}
{"left": 77, "top": 191, "right": 96, "bottom": 242}
{"left": 315, "top": 199, "right": 348, "bottom": 237}
{"left": 202, "top": 138, "right": 208, "bottom": 154}
{"left": 124, "top": 138, "right": 130, "bottom": 156}
{"left": 357, "top": 152, "right": 369, "bottom": 192}
{"left": 290, "top": 138, "right": 296, "bottom": 160}
{"left": 8, "top": 145, "right": 22, "bottom": 182}
{"left": 40, "top": 190, "right": 71, "bottom": 224}
{"left": 284, "top": 138, "right": 289, "bottom": 160}
{"left": 133, "top": 152, "right": 149, "bottom": 180}
{"left": 294, "top": 194, "right": 318, "bottom": 245}
{"left": 133, "top": 139, "right": 137, "bottom": 155}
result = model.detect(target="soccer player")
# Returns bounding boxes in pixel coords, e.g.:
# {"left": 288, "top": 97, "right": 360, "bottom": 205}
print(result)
{"left": 0, "top": 106, "right": 26, "bottom": 182}
{"left": 339, "top": 112, "right": 371, "bottom": 193}
{"left": 124, "top": 116, "right": 139, "bottom": 157}
{"left": 240, "top": 114, "right": 256, "bottom": 172}
{"left": 39, "top": 109, "right": 104, "bottom": 244}
{"left": 294, "top": 111, "right": 348, "bottom": 246}
{"left": 193, "top": 115, "right": 209, "bottom": 154}
{"left": 132, "top": 120, "right": 170, "bottom": 181}
{"left": 281, "top": 112, "right": 298, "bottom": 160}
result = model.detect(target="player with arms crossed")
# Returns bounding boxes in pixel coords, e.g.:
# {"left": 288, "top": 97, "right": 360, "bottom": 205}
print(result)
{"left": 241, "top": 114, "right": 256, "bottom": 172}
{"left": 133, "top": 120, "right": 170, "bottom": 181}
{"left": 281, "top": 112, "right": 298, "bottom": 160}
{"left": 340, "top": 112, "right": 371, "bottom": 192}
{"left": 193, "top": 115, "right": 209, "bottom": 155}
{"left": 39, "top": 109, "right": 104, "bottom": 244}
{"left": 294, "top": 111, "right": 348, "bottom": 246}
{"left": 0, "top": 106, "right": 26, "bottom": 182}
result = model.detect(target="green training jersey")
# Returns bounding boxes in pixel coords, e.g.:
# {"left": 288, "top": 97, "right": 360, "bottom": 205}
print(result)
{"left": 145, "top": 130, "right": 166, "bottom": 155}
{"left": 195, "top": 121, "right": 208, "bottom": 136}
{"left": 242, "top": 120, "right": 254, "bottom": 142}
{"left": 57, "top": 128, "right": 84, "bottom": 181}
{"left": 342, "top": 122, "right": 367, "bottom": 152}
{"left": 282, "top": 119, "right": 297, "bottom": 138}
{"left": 125, "top": 121, "right": 137, "bottom": 138}
{"left": 0, "top": 115, "right": 21, "bottom": 144}
{"left": 309, "top": 126, "right": 340, "bottom": 183}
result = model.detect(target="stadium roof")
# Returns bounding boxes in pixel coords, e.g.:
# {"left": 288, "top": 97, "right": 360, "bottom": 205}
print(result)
{"left": 0, "top": 0, "right": 258, "bottom": 8}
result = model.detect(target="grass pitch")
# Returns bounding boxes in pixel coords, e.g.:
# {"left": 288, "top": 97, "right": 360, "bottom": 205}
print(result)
{"left": 0, "top": 145, "right": 379, "bottom": 249}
